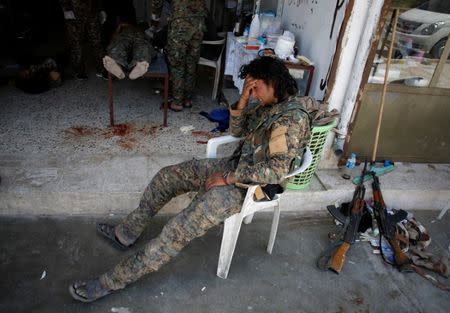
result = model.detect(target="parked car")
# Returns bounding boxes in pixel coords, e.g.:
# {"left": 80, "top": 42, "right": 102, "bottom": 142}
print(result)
{"left": 396, "top": 1, "right": 450, "bottom": 59}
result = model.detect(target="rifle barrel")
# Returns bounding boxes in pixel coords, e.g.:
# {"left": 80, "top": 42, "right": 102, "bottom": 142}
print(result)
{"left": 371, "top": 172, "right": 410, "bottom": 269}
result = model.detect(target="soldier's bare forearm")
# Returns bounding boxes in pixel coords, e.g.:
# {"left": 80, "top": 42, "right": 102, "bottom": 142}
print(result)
{"left": 236, "top": 96, "right": 249, "bottom": 110}
{"left": 225, "top": 172, "right": 237, "bottom": 185}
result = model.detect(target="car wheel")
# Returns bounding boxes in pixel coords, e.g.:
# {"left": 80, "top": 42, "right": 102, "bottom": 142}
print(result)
{"left": 431, "top": 38, "right": 449, "bottom": 59}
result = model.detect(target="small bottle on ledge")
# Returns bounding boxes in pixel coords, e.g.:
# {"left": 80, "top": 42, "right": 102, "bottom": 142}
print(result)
{"left": 233, "top": 13, "right": 244, "bottom": 36}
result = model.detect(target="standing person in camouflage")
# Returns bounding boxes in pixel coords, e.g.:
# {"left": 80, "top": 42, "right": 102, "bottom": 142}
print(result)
{"left": 69, "top": 57, "right": 312, "bottom": 302}
{"left": 151, "top": 0, "right": 207, "bottom": 111}
{"left": 59, "top": 0, "right": 105, "bottom": 80}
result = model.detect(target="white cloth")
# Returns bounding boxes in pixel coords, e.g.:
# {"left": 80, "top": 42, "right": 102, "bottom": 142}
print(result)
{"left": 224, "top": 32, "right": 259, "bottom": 94}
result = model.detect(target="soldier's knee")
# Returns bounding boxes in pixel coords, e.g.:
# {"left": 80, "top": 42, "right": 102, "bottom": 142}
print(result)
{"left": 202, "top": 188, "right": 243, "bottom": 220}
{"left": 156, "top": 165, "right": 176, "bottom": 180}
{"left": 154, "top": 164, "right": 189, "bottom": 188}
{"left": 160, "top": 207, "right": 211, "bottom": 246}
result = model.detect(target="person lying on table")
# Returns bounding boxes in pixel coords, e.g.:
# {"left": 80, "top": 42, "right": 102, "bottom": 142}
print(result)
{"left": 103, "top": 22, "right": 156, "bottom": 80}
{"left": 69, "top": 56, "right": 312, "bottom": 302}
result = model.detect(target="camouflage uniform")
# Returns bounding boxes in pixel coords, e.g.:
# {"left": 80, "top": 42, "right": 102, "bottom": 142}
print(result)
{"left": 59, "top": 0, "right": 105, "bottom": 73}
{"left": 152, "top": 0, "right": 207, "bottom": 105}
{"left": 100, "top": 95, "right": 311, "bottom": 290}
{"left": 107, "top": 25, "right": 155, "bottom": 70}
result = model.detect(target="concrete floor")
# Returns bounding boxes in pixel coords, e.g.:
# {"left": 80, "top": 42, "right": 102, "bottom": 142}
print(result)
{"left": 0, "top": 68, "right": 233, "bottom": 158}
{"left": 1, "top": 71, "right": 449, "bottom": 216}
{"left": 0, "top": 211, "right": 449, "bottom": 313}
{"left": 1, "top": 68, "right": 449, "bottom": 312}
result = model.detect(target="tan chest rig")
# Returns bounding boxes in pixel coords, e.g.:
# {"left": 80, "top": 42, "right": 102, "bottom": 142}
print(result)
{"left": 249, "top": 102, "right": 311, "bottom": 166}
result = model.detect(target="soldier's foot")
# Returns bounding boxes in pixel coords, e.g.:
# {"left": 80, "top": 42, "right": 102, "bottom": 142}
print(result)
{"left": 69, "top": 278, "right": 112, "bottom": 302}
{"left": 161, "top": 101, "right": 183, "bottom": 112}
{"left": 129, "top": 61, "right": 149, "bottom": 80}
{"left": 103, "top": 56, "right": 125, "bottom": 79}
{"left": 169, "top": 102, "right": 183, "bottom": 112}
{"left": 97, "top": 223, "right": 133, "bottom": 250}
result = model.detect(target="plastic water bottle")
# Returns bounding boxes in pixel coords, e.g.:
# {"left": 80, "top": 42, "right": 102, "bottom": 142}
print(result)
{"left": 380, "top": 237, "right": 395, "bottom": 264}
{"left": 346, "top": 153, "right": 356, "bottom": 169}
{"left": 248, "top": 13, "right": 260, "bottom": 39}
{"left": 243, "top": 26, "right": 250, "bottom": 37}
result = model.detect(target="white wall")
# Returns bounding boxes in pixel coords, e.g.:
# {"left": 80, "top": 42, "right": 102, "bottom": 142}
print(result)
{"left": 309, "top": 0, "right": 385, "bottom": 168}
{"left": 279, "top": 0, "right": 349, "bottom": 99}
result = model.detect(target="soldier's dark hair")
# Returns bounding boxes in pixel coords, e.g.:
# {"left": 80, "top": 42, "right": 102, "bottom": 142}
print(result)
{"left": 238, "top": 56, "right": 298, "bottom": 102}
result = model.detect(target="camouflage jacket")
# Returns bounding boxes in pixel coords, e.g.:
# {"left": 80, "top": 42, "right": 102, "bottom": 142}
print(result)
{"left": 59, "top": 0, "right": 104, "bottom": 18}
{"left": 229, "top": 96, "right": 311, "bottom": 185}
{"left": 152, "top": 0, "right": 207, "bottom": 20}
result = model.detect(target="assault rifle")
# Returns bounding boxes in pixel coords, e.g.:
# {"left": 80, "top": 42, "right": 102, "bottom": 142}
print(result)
{"left": 371, "top": 172, "right": 411, "bottom": 271}
{"left": 328, "top": 160, "right": 368, "bottom": 273}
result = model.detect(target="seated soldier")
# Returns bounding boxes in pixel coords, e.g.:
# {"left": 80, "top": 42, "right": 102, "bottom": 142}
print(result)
{"left": 69, "top": 56, "right": 312, "bottom": 302}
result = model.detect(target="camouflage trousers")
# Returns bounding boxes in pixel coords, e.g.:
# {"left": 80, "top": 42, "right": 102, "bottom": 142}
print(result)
{"left": 100, "top": 157, "right": 245, "bottom": 290}
{"left": 65, "top": 17, "right": 104, "bottom": 73}
{"left": 166, "top": 17, "right": 205, "bottom": 105}
{"left": 107, "top": 26, "right": 153, "bottom": 69}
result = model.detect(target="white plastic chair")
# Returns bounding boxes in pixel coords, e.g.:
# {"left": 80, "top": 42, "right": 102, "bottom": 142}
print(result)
{"left": 437, "top": 200, "right": 449, "bottom": 220}
{"left": 198, "top": 37, "right": 226, "bottom": 100}
{"left": 206, "top": 135, "right": 313, "bottom": 279}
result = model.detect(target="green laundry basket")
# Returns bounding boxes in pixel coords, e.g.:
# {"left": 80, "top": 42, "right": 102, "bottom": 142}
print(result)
{"left": 285, "top": 119, "right": 338, "bottom": 190}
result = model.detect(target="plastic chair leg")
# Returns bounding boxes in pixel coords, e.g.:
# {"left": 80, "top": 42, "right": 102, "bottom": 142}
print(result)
{"left": 437, "top": 200, "right": 449, "bottom": 220}
{"left": 243, "top": 213, "right": 254, "bottom": 224}
{"left": 217, "top": 214, "right": 243, "bottom": 279}
{"left": 267, "top": 203, "right": 280, "bottom": 254}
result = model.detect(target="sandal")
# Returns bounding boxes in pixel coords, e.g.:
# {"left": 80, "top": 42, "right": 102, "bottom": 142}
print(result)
{"left": 69, "top": 278, "right": 112, "bottom": 302}
{"left": 97, "top": 223, "right": 131, "bottom": 250}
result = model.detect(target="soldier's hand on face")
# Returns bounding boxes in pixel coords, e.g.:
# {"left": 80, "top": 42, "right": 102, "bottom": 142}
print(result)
{"left": 237, "top": 76, "right": 257, "bottom": 110}
{"left": 205, "top": 172, "right": 227, "bottom": 191}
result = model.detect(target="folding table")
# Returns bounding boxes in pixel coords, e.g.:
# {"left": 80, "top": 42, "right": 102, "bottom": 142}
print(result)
{"left": 108, "top": 52, "right": 169, "bottom": 127}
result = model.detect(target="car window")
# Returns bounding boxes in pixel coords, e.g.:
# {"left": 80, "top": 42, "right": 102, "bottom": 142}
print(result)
{"left": 369, "top": 2, "right": 450, "bottom": 89}
{"left": 418, "top": 1, "right": 450, "bottom": 14}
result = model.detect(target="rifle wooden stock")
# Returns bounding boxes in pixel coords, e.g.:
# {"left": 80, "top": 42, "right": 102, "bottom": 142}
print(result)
{"left": 326, "top": 161, "right": 367, "bottom": 274}
{"left": 373, "top": 190, "right": 385, "bottom": 208}
{"left": 396, "top": 232, "right": 409, "bottom": 246}
{"left": 329, "top": 191, "right": 365, "bottom": 273}
{"left": 329, "top": 242, "right": 350, "bottom": 273}
{"left": 389, "top": 238, "right": 409, "bottom": 266}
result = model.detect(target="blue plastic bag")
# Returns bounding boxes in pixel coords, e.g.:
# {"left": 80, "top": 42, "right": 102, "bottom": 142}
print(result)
{"left": 199, "top": 108, "right": 229, "bottom": 132}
